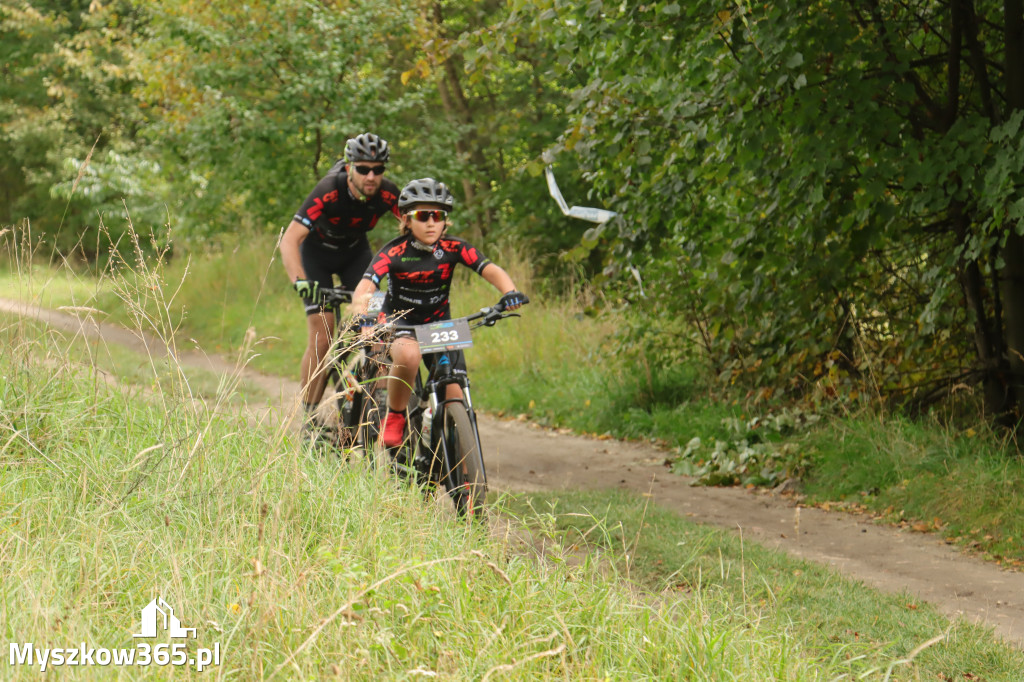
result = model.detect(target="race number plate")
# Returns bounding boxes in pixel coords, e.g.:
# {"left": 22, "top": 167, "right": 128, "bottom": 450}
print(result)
{"left": 415, "top": 318, "right": 473, "bottom": 353}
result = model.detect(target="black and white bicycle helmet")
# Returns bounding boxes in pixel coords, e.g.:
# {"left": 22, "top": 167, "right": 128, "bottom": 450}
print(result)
{"left": 344, "top": 133, "right": 390, "bottom": 163}
{"left": 398, "top": 178, "right": 455, "bottom": 212}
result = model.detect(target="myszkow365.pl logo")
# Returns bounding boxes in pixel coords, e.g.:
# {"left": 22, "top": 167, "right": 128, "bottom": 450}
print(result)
{"left": 8, "top": 596, "right": 222, "bottom": 673}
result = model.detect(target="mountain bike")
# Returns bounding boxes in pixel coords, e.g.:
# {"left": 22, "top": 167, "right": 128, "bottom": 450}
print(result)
{"left": 377, "top": 301, "right": 524, "bottom": 517}
{"left": 317, "top": 288, "right": 389, "bottom": 454}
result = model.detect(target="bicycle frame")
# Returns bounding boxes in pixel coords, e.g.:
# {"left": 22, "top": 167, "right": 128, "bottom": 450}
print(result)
{"left": 407, "top": 354, "right": 486, "bottom": 495}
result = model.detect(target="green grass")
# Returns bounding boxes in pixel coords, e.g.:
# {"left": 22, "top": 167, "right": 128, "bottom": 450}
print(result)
{"left": 0, "top": 228, "right": 301, "bottom": 378}
{"left": 0, "top": 308, "right": 952, "bottom": 680}
{"left": 800, "top": 415, "right": 1024, "bottom": 567}
{"left": 6, "top": 228, "right": 1024, "bottom": 580}
{"left": 0, "top": 312, "right": 274, "bottom": 408}
{"left": 504, "top": 489, "right": 1024, "bottom": 680}
{"left": 1, "top": 230, "right": 740, "bottom": 446}
{"left": 453, "top": 257, "right": 744, "bottom": 446}
{"left": 5, "top": 226, "right": 1024, "bottom": 677}
{"left": 0, "top": 233, "right": 109, "bottom": 308}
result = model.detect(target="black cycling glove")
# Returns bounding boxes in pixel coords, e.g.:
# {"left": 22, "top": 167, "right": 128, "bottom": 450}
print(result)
{"left": 498, "top": 290, "right": 529, "bottom": 311}
{"left": 356, "top": 314, "right": 377, "bottom": 328}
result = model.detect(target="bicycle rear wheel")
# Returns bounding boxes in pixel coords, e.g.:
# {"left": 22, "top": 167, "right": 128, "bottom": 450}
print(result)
{"left": 330, "top": 347, "right": 368, "bottom": 453}
{"left": 441, "top": 402, "right": 487, "bottom": 518}
{"left": 359, "top": 386, "right": 387, "bottom": 465}
{"left": 335, "top": 389, "right": 360, "bottom": 451}
{"left": 334, "top": 361, "right": 365, "bottom": 451}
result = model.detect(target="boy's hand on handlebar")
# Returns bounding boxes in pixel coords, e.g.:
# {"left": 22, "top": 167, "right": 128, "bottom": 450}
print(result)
{"left": 354, "top": 313, "right": 377, "bottom": 338}
{"left": 498, "top": 290, "right": 529, "bottom": 311}
{"left": 293, "top": 279, "right": 319, "bottom": 301}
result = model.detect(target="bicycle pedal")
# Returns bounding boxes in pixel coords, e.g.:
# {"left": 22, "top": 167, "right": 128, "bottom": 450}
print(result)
{"left": 389, "top": 460, "right": 417, "bottom": 481}
{"left": 384, "top": 448, "right": 416, "bottom": 480}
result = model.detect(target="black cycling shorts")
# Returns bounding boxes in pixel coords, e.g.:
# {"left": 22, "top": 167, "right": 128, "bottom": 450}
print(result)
{"left": 300, "top": 236, "right": 372, "bottom": 315}
{"left": 423, "top": 349, "right": 468, "bottom": 379}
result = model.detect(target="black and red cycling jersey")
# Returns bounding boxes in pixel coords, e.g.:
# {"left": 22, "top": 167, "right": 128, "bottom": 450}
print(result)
{"left": 363, "top": 234, "right": 492, "bottom": 323}
{"left": 293, "top": 165, "right": 401, "bottom": 248}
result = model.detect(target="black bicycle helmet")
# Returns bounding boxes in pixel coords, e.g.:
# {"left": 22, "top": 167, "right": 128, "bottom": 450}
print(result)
{"left": 344, "top": 133, "right": 390, "bottom": 163}
{"left": 398, "top": 178, "right": 455, "bottom": 212}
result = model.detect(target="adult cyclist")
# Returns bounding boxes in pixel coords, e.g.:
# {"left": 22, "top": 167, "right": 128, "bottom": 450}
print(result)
{"left": 279, "top": 132, "right": 401, "bottom": 438}
{"left": 351, "top": 177, "right": 528, "bottom": 448}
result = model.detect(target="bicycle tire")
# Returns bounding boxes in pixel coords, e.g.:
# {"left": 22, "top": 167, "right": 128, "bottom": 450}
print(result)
{"left": 441, "top": 402, "right": 487, "bottom": 518}
{"left": 335, "top": 388, "right": 360, "bottom": 451}
{"left": 329, "top": 345, "right": 362, "bottom": 452}
{"left": 359, "top": 387, "right": 388, "bottom": 465}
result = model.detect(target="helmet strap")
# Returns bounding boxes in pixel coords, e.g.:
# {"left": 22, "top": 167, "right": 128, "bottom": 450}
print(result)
{"left": 347, "top": 171, "right": 369, "bottom": 202}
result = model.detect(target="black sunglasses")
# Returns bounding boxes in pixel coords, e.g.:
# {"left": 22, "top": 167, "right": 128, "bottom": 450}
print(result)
{"left": 353, "top": 164, "right": 386, "bottom": 176}
{"left": 406, "top": 209, "right": 448, "bottom": 222}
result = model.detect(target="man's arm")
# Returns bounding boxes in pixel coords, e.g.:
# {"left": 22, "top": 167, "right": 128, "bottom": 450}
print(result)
{"left": 280, "top": 220, "right": 310, "bottom": 283}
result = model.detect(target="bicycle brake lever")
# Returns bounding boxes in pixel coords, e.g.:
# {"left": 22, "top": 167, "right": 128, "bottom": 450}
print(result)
{"left": 485, "top": 311, "right": 517, "bottom": 326}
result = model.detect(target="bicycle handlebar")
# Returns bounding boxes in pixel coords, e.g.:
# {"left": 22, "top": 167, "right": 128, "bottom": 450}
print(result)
{"left": 319, "top": 288, "right": 388, "bottom": 320}
{"left": 318, "top": 287, "right": 525, "bottom": 333}
{"left": 319, "top": 287, "right": 355, "bottom": 306}
{"left": 383, "top": 303, "right": 521, "bottom": 334}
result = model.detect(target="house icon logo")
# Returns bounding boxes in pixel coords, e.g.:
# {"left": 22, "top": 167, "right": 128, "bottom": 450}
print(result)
{"left": 133, "top": 596, "right": 197, "bottom": 639}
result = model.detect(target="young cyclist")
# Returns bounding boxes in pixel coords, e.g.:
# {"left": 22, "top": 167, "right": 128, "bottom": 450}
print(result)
{"left": 279, "top": 133, "right": 400, "bottom": 438}
{"left": 351, "top": 177, "right": 528, "bottom": 447}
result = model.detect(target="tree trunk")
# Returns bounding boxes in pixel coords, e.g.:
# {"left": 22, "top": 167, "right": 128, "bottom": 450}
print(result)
{"left": 961, "top": 254, "right": 1011, "bottom": 416}
{"left": 996, "top": 0, "right": 1024, "bottom": 424}
{"left": 433, "top": 2, "right": 494, "bottom": 237}
{"left": 313, "top": 127, "right": 323, "bottom": 178}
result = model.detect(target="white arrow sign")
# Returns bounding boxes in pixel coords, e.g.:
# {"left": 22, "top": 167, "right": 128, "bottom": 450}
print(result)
{"left": 545, "top": 166, "right": 617, "bottom": 224}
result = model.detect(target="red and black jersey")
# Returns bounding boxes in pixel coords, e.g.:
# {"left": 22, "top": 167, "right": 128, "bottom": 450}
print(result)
{"left": 293, "top": 168, "right": 401, "bottom": 248}
{"left": 363, "top": 234, "right": 492, "bottom": 323}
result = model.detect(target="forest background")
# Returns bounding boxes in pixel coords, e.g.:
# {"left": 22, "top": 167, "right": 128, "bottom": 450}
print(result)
{"left": 10, "top": 4, "right": 1024, "bottom": 676}
{"left": 5, "top": 0, "right": 1024, "bottom": 432}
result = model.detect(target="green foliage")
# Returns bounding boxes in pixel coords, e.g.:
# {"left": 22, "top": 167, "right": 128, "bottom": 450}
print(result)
{"left": 9, "top": 0, "right": 1024, "bottom": 425}
{"left": 669, "top": 409, "right": 819, "bottom": 487}
{"left": 2, "top": 0, "right": 590, "bottom": 275}
{"left": 134, "top": 0, "right": 427, "bottom": 242}
{"left": 398, "top": 0, "right": 587, "bottom": 270}
{"left": 0, "top": 0, "right": 148, "bottom": 256}
{"left": 525, "top": 0, "right": 1024, "bottom": 423}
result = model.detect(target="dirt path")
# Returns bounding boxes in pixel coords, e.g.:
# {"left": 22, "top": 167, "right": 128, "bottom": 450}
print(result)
{"left": 481, "top": 419, "right": 1024, "bottom": 647}
{"left": 6, "top": 297, "right": 1023, "bottom": 648}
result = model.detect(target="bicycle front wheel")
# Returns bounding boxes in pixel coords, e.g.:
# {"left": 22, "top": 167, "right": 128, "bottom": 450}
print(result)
{"left": 441, "top": 402, "right": 487, "bottom": 518}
